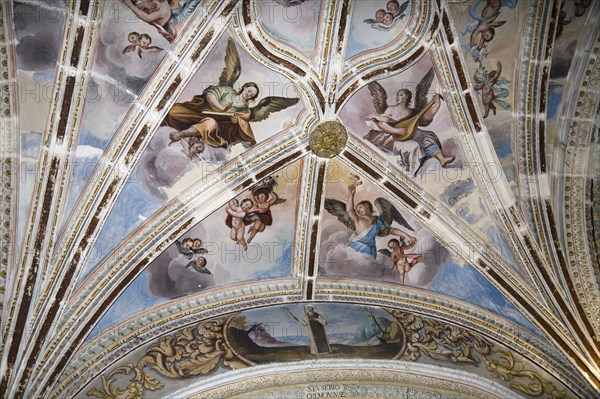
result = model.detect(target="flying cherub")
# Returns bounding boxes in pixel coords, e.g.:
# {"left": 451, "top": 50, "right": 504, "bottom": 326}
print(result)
{"left": 185, "top": 256, "right": 211, "bottom": 274}
{"left": 364, "top": 1, "right": 409, "bottom": 31}
{"left": 469, "top": 0, "right": 505, "bottom": 52}
{"left": 474, "top": 61, "right": 508, "bottom": 117}
{"left": 120, "top": 0, "right": 204, "bottom": 43}
{"left": 379, "top": 238, "right": 422, "bottom": 285}
{"left": 226, "top": 198, "right": 248, "bottom": 250}
{"left": 123, "top": 32, "right": 163, "bottom": 58}
{"left": 175, "top": 237, "right": 208, "bottom": 259}
{"left": 242, "top": 176, "right": 286, "bottom": 244}
{"left": 164, "top": 38, "right": 300, "bottom": 151}
{"left": 324, "top": 184, "right": 416, "bottom": 259}
{"left": 179, "top": 136, "right": 205, "bottom": 160}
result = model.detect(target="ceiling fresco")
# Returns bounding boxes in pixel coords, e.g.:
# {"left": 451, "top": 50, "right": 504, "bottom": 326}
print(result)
{"left": 0, "top": 1, "right": 599, "bottom": 398}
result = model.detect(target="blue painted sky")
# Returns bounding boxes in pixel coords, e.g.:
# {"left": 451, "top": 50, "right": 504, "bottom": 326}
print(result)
{"left": 428, "top": 262, "right": 541, "bottom": 336}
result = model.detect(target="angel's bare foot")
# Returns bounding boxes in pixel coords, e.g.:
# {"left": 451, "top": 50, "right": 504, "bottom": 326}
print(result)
{"left": 247, "top": 226, "right": 258, "bottom": 243}
{"left": 441, "top": 155, "right": 455, "bottom": 167}
{"left": 409, "top": 257, "right": 421, "bottom": 267}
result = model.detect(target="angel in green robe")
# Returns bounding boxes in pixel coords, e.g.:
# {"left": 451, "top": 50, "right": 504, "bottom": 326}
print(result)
{"left": 163, "top": 38, "right": 299, "bottom": 150}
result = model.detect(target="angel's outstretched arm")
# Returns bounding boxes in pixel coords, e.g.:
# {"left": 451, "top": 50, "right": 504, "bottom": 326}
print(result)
{"left": 268, "top": 191, "right": 279, "bottom": 206}
{"left": 422, "top": 93, "right": 441, "bottom": 122}
{"left": 347, "top": 185, "right": 359, "bottom": 224}
{"left": 488, "top": 61, "right": 502, "bottom": 85}
{"left": 389, "top": 228, "right": 416, "bottom": 246}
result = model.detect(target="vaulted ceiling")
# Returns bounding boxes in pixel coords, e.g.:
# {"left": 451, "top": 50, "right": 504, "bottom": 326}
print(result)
{"left": 0, "top": 1, "right": 599, "bottom": 398}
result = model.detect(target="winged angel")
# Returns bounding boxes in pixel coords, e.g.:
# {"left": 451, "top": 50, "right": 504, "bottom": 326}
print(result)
{"left": 121, "top": 0, "right": 204, "bottom": 43}
{"left": 164, "top": 38, "right": 299, "bottom": 151}
{"left": 364, "top": 68, "right": 454, "bottom": 176}
{"left": 324, "top": 184, "right": 416, "bottom": 259}
{"left": 122, "top": 32, "right": 163, "bottom": 58}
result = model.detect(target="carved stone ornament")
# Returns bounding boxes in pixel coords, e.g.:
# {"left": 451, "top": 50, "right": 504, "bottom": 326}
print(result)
{"left": 309, "top": 120, "right": 348, "bottom": 158}
{"left": 87, "top": 309, "right": 566, "bottom": 399}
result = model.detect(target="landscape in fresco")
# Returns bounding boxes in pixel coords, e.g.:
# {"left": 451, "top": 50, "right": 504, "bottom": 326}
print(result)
{"left": 226, "top": 303, "right": 404, "bottom": 362}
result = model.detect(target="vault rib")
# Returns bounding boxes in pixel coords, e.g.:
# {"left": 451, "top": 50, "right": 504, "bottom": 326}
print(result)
{"left": 439, "top": 0, "right": 600, "bottom": 388}
{"left": 515, "top": 0, "right": 600, "bottom": 363}
{"left": 0, "top": 1, "right": 101, "bottom": 396}
{"left": 0, "top": 1, "right": 19, "bottom": 337}
{"left": 549, "top": 6, "right": 600, "bottom": 344}
{"left": 29, "top": 147, "right": 310, "bottom": 398}
{"left": 10, "top": 2, "right": 237, "bottom": 397}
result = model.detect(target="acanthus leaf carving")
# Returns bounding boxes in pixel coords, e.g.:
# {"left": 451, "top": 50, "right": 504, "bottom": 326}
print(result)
{"left": 87, "top": 310, "right": 568, "bottom": 399}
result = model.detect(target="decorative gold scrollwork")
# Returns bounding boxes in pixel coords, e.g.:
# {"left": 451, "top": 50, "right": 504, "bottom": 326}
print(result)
{"left": 87, "top": 318, "right": 246, "bottom": 399}
{"left": 392, "top": 310, "right": 491, "bottom": 364}
{"left": 484, "top": 349, "right": 566, "bottom": 398}
{"left": 87, "top": 310, "right": 568, "bottom": 399}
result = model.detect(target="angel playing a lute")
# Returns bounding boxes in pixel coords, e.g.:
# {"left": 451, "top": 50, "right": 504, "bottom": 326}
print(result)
{"left": 163, "top": 38, "right": 299, "bottom": 151}
{"left": 364, "top": 67, "right": 455, "bottom": 175}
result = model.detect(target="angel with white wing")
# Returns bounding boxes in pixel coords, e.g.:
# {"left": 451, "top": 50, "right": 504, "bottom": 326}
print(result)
{"left": 363, "top": 68, "right": 455, "bottom": 175}
{"left": 324, "top": 184, "right": 416, "bottom": 259}
{"left": 163, "top": 38, "right": 299, "bottom": 151}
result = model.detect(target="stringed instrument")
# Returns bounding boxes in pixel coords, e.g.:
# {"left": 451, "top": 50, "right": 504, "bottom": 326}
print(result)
{"left": 391, "top": 97, "right": 441, "bottom": 141}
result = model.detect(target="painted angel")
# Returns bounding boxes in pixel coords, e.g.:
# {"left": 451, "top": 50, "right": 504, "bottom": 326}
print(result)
{"left": 364, "top": 1, "right": 409, "bottom": 31}
{"left": 163, "top": 38, "right": 300, "bottom": 150}
{"left": 175, "top": 237, "right": 208, "bottom": 260}
{"left": 185, "top": 256, "right": 211, "bottom": 274}
{"left": 379, "top": 238, "right": 422, "bottom": 285}
{"left": 120, "top": 0, "right": 204, "bottom": 43}
{"left": 363, "top": 67, "right": 454, "bottom": 176}
{"left": 240, "top": 176, "right": 287, "bottom": 244}
{"left": 122, "top": 32, "right": 163, "bottom": 58}
{"left": 473, "top": 61, "right": 510, "bottom": 118}
{"left": 324, "top": 184, "right": 416, "bottom": 259}
{"left": 459, "top": 0, "right": 518, "bottom": 59}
